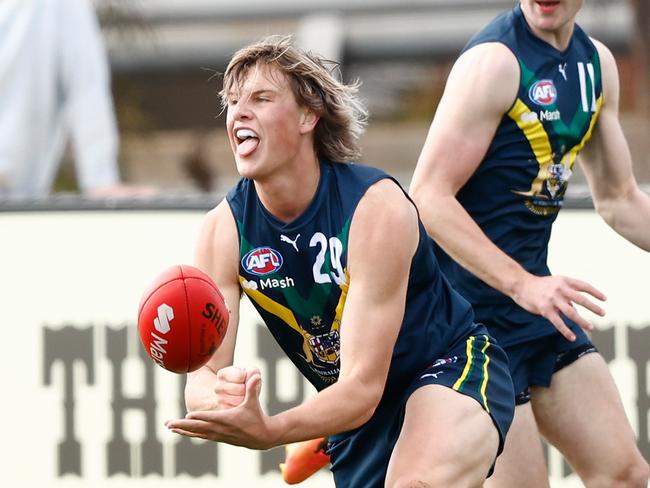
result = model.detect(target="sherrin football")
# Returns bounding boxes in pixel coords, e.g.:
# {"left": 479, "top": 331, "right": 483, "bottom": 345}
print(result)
{"left": 137, "top": 264, "right": 229, "bottom": 373}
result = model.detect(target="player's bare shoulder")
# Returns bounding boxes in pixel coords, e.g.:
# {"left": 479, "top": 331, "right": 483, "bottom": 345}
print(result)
{"left": 195, "top": 199, "right": 240, "bottom": 284}
{"left": 457, "top": 43, "right": 518, "bottom": 84}
{"left": 589, "top": 37, "right": 620, "bottom": 97}
{"left": 202, "top": 199, "right": 237, "bottom": 239}
{"left": 363, "top": 179, "right": 416, "bottom": 226}
{"left": 447, "top": 42, "right": 519, "bottom": 115}
{"left": 350, "top": 179, "right": 418, "bottom": 259}
{"left": 589, "top": 37, "right": 616, "bottom": 67}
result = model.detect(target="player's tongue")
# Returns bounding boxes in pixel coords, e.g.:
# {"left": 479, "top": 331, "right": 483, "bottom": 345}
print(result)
{"left": 236, "top": 129, "right": 260, "bottom": 157}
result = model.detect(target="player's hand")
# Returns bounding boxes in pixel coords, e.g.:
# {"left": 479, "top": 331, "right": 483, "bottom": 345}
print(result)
{"left": 167, "top": 370, "right": 276, "bottom": 450}
{"left": 214, "top": 366, "right": 261, "bottom": 409}
{"left": 513, "top": 274, "right": 606, "bottom": 341}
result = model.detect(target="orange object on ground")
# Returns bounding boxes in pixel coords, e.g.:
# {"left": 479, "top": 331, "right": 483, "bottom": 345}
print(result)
{"left": 279, "top": 437, "right": 331, "bottom": 484}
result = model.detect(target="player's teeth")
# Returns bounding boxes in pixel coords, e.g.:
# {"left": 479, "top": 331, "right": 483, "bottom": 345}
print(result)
{"left": 236, "top": 129, "right": 257, "bottom": 140}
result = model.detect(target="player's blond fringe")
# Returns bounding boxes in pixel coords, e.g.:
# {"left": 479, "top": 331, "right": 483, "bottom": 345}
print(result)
{"left": 220, "top": 35, "right": 368, "bottom": 163}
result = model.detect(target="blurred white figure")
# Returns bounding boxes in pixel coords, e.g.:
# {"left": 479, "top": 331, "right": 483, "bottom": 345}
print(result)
{"left": 0, "top": 0, "right": 137, "bottom": 198}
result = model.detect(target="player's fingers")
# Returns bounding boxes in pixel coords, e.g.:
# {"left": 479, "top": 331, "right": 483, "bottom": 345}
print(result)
{"left": 217, "top": 366, "right": 247, "bottom": 383}
{"left": 245, "top": 367, "right": 261, "bottom": 382}
{"left": 166, "top": 417, "right": 217, "bottom": 436}
{"left": 216, "top": 381, "right": 246, "bottom": 397}
{"left": 173, "top": 415, "right": 223, "bottom": 433}
{"left": 178, "top": 413, "right": 247, "bottom": 445}
{"left": 557, "top": 301, "right": 593, "bottom": 332}
{"left": 565, "top": 277, "right": 607, "bottom": 301}
{"left": 545, "top": 310, "right": 576, "bottom": 341}
{"left": 217, "top": 393, "right": 246, "bottom": 409}
{"left": 168, "top": 427, "right": 208, "bottom": 440}
{"left": 566, "top": 290, "right": 606, "bottom": 317}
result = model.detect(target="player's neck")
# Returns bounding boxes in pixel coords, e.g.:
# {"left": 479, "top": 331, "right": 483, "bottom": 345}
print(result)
{"left": 529, "top": 22, "right": 575, "bottom": 51}
{"left": 254, "top": 155, "right": 321, "bottom": 223}
{"left": 520, "top": 5, "right": 577, "bottom": 52}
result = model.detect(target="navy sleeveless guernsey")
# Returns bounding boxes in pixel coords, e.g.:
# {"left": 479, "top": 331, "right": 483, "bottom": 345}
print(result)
{"left": 435, "top": 4, "right": 603, "bottom": 346}
{"left": 227, "top": 159, "right": 478, "bottom": 393}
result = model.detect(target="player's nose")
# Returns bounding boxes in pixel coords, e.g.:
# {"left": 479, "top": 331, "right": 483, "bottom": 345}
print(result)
{"left": 230, "top": 99, "right": 253, "bottom": 120}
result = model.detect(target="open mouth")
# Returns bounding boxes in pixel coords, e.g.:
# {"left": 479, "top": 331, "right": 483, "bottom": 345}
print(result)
{"left": 235, "top": 128, "right": 260, "bottom": 157}
{"left": 535, "top": 0, "right": 560, "bottom": 14}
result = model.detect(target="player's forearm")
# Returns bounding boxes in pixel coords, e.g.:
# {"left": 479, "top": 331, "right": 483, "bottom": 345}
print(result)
{"left": 413, "top": 191, "right": 529, "bottom": 298}
{"left": 596, "top": 186, "right": 650, "bottom": 251}
{"left": 267, "top": 375, "right": 381, "bottom": 447}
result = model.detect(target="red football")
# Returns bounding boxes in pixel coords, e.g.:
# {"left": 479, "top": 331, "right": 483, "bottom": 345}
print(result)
{"left": 137, "top": 264, "right": 229, "bottom": 373}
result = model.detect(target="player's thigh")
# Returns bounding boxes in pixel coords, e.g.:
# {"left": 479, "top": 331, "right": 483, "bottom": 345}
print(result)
{"left": 484, "top": 402, "right": 550, "bottom": 488}
{"left": 385, "top": 384, "right": 499, "bottom": 488}
{"left": 531, "top": 352, "right": 643, "bottom": 478}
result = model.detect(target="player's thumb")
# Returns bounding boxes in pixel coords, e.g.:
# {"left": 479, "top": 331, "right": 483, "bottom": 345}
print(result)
{"left": 245, "top": 366, "right": 261, "bottom": 383}
{"left": 244, "top": 371, "right": 262, "bottom": 402}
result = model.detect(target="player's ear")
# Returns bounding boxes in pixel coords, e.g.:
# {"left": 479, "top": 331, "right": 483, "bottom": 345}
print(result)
{"left": 299, "top": 108, "right": 319, "bottom": 134}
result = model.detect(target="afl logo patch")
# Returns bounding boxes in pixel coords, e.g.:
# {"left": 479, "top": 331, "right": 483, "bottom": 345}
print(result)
{"left": 529, "top": 80, "right": 557, "bottom": 106}
{"left": 242, "top": 247, "right": 283, "bottom": 275}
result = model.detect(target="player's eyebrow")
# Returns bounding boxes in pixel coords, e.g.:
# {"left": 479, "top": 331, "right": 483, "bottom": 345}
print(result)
{"left": 249, "top": 88, "right": 278, "bottom": 97}
{"left": 227, "top": 88, "right": 278, "bottom": 100}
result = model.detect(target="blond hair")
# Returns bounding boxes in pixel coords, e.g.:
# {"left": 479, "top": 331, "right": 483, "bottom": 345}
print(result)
{"left": 221, "top": 35, "right": 367, "bottom": 163}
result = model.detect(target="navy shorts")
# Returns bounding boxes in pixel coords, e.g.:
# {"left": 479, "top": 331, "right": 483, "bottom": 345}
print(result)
{"left": 326, "top": 331, "right": 515, "bottom": 488}
{"left": 504, "top": 324, "right": 598, "bottom": 405}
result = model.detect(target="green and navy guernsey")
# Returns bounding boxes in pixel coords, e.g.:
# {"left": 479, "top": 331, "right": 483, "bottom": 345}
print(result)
{"left": 436, "top": 3, "right": 603, "bottom": 347}
{"left": 227, "top": 159, "right": 475, "bottom": 391}
{"left": 227, "top": 159, "right": 514, "bottom": 487}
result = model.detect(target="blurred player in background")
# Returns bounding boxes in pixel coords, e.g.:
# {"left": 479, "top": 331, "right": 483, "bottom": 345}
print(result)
{"left": 165, "top": 35, "right": 515, "bottom": 487}
{"left": 409, "top": 1, "right": 650, "bottom": 486}
{"left": 0, "top": 0, "right": 151, "bottom": 199}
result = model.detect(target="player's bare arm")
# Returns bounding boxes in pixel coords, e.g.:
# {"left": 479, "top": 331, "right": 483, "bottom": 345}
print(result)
{"left": 410, "top": 43, "right": 525, "bottom": 299}
{"left": 579, "top": 39, "right": 650, "bottom": 251}
{"left": 166, "top": 179, "right": 419, "bottom": 449}
{"left": 267, "top": 179, "right": 419, "bottom": 442}
{"left": 410, "top": 42, "right": 605, "bottom": 340}
{"left": 184, "top": 200, "right": 245, "bottom": 412}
